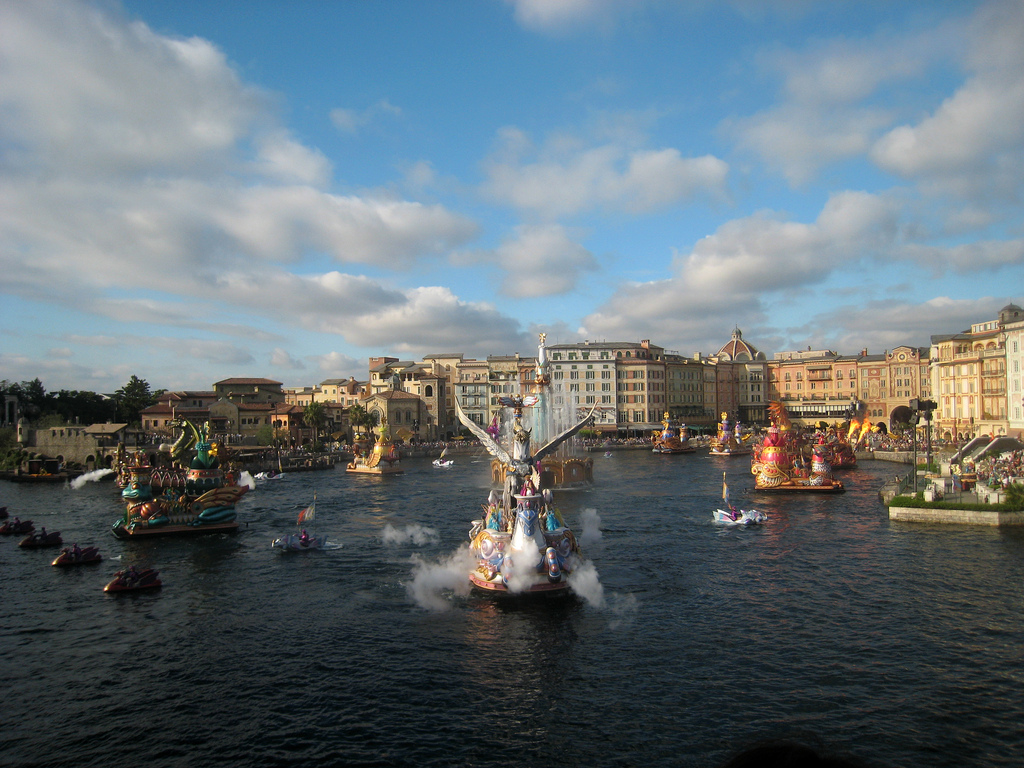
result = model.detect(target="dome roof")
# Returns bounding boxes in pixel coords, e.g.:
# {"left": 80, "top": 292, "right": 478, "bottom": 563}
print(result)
{"left": 715, "top": 327, "right": 762, "bottom": 361}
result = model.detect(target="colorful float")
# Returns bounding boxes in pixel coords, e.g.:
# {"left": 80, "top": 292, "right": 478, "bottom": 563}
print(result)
{"left": 487, "top": 333, "right": 593, "bottom": 490}
{"left": 346, "top": 418, "right": 404, "bottom": 475}
{"left": 709, "top": 412, "right": 752, "bottom": 456}
{"left": 826, "top": 418, "right": 871, "bottom": 470}
{"left": 111, "top": 420, "right": 248, "bottom": 538}
{"left": 652, "top": 412, "right": 695, "bottom": 454}
{"left": 750, "top": 402, "right": 844, "bottom": 493}
{"left": 457, "top": 391, "right": 596, "bottom": 596}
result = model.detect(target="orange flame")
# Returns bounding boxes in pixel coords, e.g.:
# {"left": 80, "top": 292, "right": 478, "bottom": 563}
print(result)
{"left": 847, "top": 418, "right": 860, "bottom": 440}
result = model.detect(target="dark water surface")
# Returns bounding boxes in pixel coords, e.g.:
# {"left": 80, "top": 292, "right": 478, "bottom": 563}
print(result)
{"left": 3, "top": 453, "right": 1023, "bottom": 767}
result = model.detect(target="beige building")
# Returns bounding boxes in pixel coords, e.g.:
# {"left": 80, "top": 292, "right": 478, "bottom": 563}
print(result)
{"left": 930, "top": 305, "right": 1018, "bottom": 440}
{"left": 709, "top": 329, "right": 768, "bottom": 427}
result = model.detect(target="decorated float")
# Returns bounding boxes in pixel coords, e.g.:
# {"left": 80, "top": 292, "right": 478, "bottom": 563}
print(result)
{"left": 457, "top": 391, "right": 596, "bottom": 596}
{"left": 346, "top": 418, "right": 404, "bottom": 475}
{"left": 709, "top": 412, "right": 752, "bottom": 456}
{"left": 111, "top": 420, "right": 248, "bottom": 538}
{"left": 826, "top": 418, "right": 872, "bottom": 470}
{"left": 750, "top": 402, "right": 845, "bottom": 493}
{"left": 487, "top": 334, "right": 593, "bottom": 489}
{"left": 652, "top": 412, "right": 695, "bottom": 454}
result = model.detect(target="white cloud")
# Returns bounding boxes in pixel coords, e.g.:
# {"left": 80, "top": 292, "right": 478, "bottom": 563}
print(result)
{"left": 582, "top": 190, "right": 902, "bottom": 351}
{"left": 489, "top": 224, "right": 598, "bottom": 298}
{"left": 0, "top": 1, "right": 479, "bottom": 341}
{"left": 271, "top": 348, "right": 305, "bottom": 370}
{"left": 329, "top": 99, "right": 403, "bottom": 135}
{"left": 729, "top": 13, "right": 954, "bottom": 185}
{"left": 504, "top": 0, "right": 634, "bottom": 33}
{"left": 482, "top": 130, "right": 728, "bottom": 217}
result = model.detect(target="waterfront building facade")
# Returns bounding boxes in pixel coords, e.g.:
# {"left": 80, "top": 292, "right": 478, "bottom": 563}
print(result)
{"left": 930, "top": 306, "right": 1018, "bottom": 440}
{"left": 768, "top": 349, "right": 859, "bottom": 428}
{"left": 664, "top": 353, "right": 716, "bottom": 431}
{"left": 453, "top": 357, "right": 490, "bottom": 428}
{"left": 1005, "top": 308, "right": 1024, "bottom": 437}
{"left": 366, "top": 357, "right": 448, "bottom": 439}
{"left": 709, "top": 329, "right": 767, "bottom": 427}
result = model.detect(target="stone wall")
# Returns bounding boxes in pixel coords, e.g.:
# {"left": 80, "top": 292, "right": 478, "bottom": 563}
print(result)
{"left": 888, "top": 506, "right": 1024, "bottom": 526}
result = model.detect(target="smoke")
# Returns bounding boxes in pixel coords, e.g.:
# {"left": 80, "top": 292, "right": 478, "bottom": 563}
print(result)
{"left": 607, "top": 592, "right": 639, "bottom": 629}
{"left": 382, "top": 523, "right": 440, "bottom": 546}
{"left": 578, "top": 507, "right": 603, "bottom": 547}
{"left": 503, "top": 538, "right": 542, "bottom": 594}
{"left": 567, "top": 558, "right": 605, "bottom": 607}
{"left": 406, "top": 543, "right": 475, "bottom": 611}
{"left": 70, "top": 468, "right": 113, "bottom": 489}
{"left": 237, "top": 470, "right": 256, "bottom": 490}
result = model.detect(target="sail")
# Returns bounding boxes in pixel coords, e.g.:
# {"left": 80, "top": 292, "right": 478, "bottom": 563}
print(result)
{"left": 297, "top": 500, "right": 315, "bottom": 525}
{"left": 722, "top": 472, "right": 730, "bottom": 509}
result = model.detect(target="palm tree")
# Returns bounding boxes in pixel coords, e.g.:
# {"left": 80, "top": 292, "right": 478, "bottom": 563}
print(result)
{"left": 303, "top": 401, "right": 327, "bottom": 447}
{"left": 348, "top": 403, "right": 379, "bottom": 440}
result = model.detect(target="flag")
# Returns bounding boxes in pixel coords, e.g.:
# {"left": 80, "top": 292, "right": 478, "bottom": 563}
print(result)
{"left": 297, "top": 502, "right": 315, "bottom": 525}
{"left": 952, "top": 474, "right": 962, "bottom": 492}
{"left": 722, "top": 472, "right": 729, "bottom": 508}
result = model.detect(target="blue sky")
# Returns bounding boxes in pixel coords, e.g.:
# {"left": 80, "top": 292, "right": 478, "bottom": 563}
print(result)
{"left": 2, "top": 0, "right": 1022, "bottom": 394}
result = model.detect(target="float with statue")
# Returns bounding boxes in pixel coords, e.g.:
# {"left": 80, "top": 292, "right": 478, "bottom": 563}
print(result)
{"left": 484, "top": 333, "right": 593, "bottom": 489}
{"left": 346, "top": 418, "right": 404, "bottom": 475}
{"left": 652, "top": 412, "right": 696, "bottom": 454}
{"left": 750, "top": 402, "right": 845, "bottom": 493}
{"left": 111, "top": 420, "right": 249, "bottom": 538}
{"left": 457, "top": 385, "right": 597, "bottom": 596}
{"left": 709, "top": 412, "right": 752, "bottom": 456}
{"left": 826, "top": 419, "right": 871, "bottom": 470}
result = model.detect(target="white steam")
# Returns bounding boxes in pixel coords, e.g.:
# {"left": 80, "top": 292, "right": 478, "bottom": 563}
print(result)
{"left": 406, "top": 543, "right": 475, "bottom": 611}
{"left": 567, "top": 558, "right": 605, "bottom": 607}
{"left": 383, "top": 523, "right": 440, "bottom": 546}
{"left": 70, "top": 468, "right": 114, "bottom": 489}
{"left": 578, "top": 507, "right": 603, "bottom": 547}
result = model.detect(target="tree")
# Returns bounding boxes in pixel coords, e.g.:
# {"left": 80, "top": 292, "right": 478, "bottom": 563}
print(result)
{"left": 113, "top": 375, "right": 158, "bottom": 426}
{"left": 303, "top": 401, "right": 327, "bottom": 444}
{"left": 348, "top": 403, "right": 376, "bottom": 438}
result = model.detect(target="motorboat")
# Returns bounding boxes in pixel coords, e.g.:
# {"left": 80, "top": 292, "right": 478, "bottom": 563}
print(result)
{"left": 0, "top": 518, "right": 34, "bottom": 536}
{"left": 104, "top": 567, "right": 162, "bottom": 592}
{"left": 52, "top": 545, "right": 103, "bottom": 566}
{"left": 19, "top": 529, "right": 63, "bottom": 549}
{"left": 713, "top": 508, "right": 768, "bottom": 526}
{"left": 271, "top": 532, "right": 328, "bottom": 551}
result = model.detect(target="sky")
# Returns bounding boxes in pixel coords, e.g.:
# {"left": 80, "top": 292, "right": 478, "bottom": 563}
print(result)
{"left": 1, "top": 0, "right": 1023, "bottom": 395}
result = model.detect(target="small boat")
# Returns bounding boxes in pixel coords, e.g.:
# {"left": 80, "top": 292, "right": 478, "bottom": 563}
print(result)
{"left": 272, "top": 494, "right": 330, "bottom": 551}
{"left": 432, "top": 448, "right": 453, "bottom": 467}
{"left": 713, "top": 508, "right": 768, "bottom": 526}
{"left": 714, "top": 473, "right": 767, "bottom": 525}
{"left": 19, "top": 529, "right": 63, "bottom": 548}
{"left": 255, "top": 470, "right": 285, "bottom": 480}
{"left": 0, "top": 518, "right": 34, "bottom": 536}
{"left": 104, "top": 566, "right": 162, "bottom": 592}
{"left": 52, "top": 544, "right": 103, "bottom": 566}
{"left": 271, "top": 532, "right": 328, "bottom": 551}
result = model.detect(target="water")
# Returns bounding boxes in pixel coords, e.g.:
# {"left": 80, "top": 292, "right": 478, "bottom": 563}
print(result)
{"left": 2, "top": 453, "right": 1023, "bottom": 767}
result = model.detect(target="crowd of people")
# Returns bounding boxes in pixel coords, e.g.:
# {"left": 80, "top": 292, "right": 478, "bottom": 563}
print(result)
{"left": 972, "top": 450, "right": 1024, "bottom": 489}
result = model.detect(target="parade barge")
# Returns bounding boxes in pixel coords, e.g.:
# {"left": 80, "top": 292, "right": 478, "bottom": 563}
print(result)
{"left": 111, "top": 420, "right": 248, "bottom": 539}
